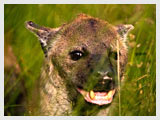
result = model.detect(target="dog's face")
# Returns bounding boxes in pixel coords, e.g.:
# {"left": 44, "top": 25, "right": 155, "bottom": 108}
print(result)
{"left": 26, "top": 14, "right": 133, "bottom": 106}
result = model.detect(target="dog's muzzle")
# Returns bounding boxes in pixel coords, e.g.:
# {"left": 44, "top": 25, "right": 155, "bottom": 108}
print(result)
{"left": 77, "top": 71, "right": 116, "bottom": 105}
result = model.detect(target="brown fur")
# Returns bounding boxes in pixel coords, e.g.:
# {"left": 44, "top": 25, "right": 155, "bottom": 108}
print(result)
{"left": 26, "top": 14, "right": 134, "bottom": 116}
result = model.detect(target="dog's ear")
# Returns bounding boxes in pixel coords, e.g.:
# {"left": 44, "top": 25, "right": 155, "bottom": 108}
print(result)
{"left": 25, "top": 21, "right": 61, "bottom": 56}
{"left": 116, "top": 24, "right": 134, "bottom": 41}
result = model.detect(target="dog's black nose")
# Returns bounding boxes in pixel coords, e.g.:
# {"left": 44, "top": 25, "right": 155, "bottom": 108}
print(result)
{"left": 97, "top": 71, "right": 108, "bottom": 76}
{"left": 97, "top": 71, "right": 113, "bottom": 79}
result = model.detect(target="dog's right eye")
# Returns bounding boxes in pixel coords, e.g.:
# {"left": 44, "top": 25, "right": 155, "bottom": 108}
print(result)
{"left": 69, "top": 50, "right": 84, "bottom": 61}
{"left": 109, "top": 52, "right": 118, "bottom": 61}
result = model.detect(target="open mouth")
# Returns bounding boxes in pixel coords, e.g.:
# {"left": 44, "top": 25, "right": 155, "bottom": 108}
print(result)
{"left": 77, "top": 88, "right": 116, "bottom": 106}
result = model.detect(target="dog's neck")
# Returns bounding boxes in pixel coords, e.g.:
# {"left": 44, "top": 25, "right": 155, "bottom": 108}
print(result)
{"left": 39, "top": 70, "right": 72, "bottom": 116}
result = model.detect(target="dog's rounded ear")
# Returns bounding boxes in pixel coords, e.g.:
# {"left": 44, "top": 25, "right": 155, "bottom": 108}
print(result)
{"left": 115, "top": 24, "right": 134, "bottom": 41}
{"left": 25, "top": 21, "right": 62, "bottom": 56}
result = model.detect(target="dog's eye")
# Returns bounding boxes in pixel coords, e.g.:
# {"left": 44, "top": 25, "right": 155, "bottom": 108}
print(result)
{"left": 110, "top": 52, "right": 118, "bottom": 60}
{"left": 69, "top": 50, "right": 84, "bottom": 61}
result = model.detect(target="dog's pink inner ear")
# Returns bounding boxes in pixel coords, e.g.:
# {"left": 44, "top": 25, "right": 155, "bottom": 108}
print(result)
{"left": 25, "top": 21, "right": 61, "bottom": 56}
{"left": 116, "top": 24, "right": 134, "bottom": 40}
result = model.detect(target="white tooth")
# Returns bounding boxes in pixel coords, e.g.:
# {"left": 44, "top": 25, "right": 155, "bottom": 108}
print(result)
{"left": 90, "top": 90, "right": 95, "bottom": 99}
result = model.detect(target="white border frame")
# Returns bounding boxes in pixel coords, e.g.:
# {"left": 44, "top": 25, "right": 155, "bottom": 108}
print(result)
{"left": 1, "top": 0, "right": 159, "bottom": 120}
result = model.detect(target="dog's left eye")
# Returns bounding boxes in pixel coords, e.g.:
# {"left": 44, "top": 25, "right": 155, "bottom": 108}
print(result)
{"left": 69, "top": 50, "right": 84, "bottom": 61}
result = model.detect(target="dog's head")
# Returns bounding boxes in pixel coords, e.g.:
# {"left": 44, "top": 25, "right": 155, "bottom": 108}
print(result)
{"left": 26, "top": 14, "right": 133, "bottom": 106}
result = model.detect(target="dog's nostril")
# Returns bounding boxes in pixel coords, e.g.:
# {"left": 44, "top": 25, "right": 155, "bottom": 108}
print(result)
{"left": 97, "top": 71, "right": 112, "bottom": 78}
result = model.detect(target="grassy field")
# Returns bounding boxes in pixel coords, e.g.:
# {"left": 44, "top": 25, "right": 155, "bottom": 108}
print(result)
{"left": 4, "top": 4, "right": 156, "bottom": 116}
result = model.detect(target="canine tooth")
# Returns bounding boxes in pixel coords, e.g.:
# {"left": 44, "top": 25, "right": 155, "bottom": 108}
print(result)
{"left": 90, "top": 90, "right": 95, "bottom": 99}
{"left": 108, "top": 90, "right": 113, "bottom": 98}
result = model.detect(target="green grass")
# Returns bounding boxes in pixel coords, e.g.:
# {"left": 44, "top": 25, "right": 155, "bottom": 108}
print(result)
{"left": 4, "top": 4, "right": 156, "bottom": 116}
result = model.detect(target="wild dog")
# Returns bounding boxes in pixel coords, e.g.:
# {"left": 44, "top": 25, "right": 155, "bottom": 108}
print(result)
{"left": 25, "top": 14, "right": 134, "bottom": 115}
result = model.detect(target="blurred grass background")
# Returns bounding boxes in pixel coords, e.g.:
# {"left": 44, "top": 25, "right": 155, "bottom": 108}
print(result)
{"left": 4, "top": 4, "right": 156, "bottom": 116}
